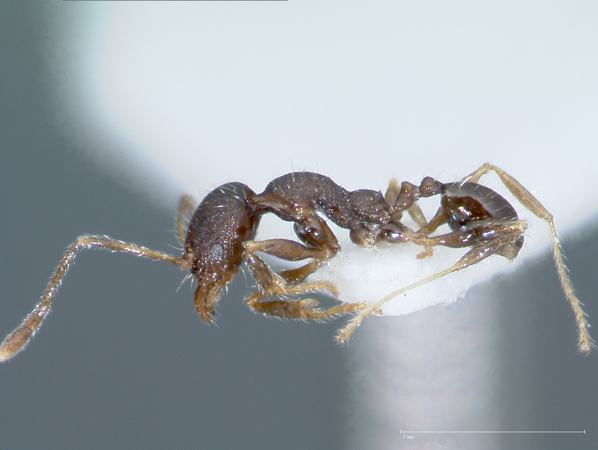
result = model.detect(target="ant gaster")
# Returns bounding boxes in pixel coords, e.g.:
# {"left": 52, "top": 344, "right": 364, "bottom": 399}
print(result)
{"left": 0, "top": 163, "right": 593, "bottom": 362}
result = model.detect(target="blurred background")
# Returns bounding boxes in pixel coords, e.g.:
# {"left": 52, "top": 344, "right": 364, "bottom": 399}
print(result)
{"left": 1, "top": 2, "right": 597, "bottom": 449}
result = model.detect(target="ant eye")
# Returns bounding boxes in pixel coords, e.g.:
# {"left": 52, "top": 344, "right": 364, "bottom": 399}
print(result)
{"left": 210, "top": 243, "right": 224, "bottom": 262}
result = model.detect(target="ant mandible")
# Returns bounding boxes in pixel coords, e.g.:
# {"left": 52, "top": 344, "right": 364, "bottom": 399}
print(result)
{"left": 0, "top": 163, "right": 593, "bottom": 362}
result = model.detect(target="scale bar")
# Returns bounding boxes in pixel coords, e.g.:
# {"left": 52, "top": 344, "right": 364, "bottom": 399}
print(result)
{"left": 400, "top": 430, "right": 586, "bottom": 435}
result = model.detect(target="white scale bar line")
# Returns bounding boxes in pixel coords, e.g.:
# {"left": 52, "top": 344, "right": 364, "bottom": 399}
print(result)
{"left": 400, "top": 430, "right": 586, "bottom": 434}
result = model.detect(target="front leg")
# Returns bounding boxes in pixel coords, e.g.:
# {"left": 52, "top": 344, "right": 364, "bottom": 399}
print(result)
{"left": 245, "top": 236, "right": 336, "bottom": 286}
{"left": 246, "top": 214, "right": 340, "bottom": 285}
{"left": 245, "top": 253, "right": 364, "bottom": 320}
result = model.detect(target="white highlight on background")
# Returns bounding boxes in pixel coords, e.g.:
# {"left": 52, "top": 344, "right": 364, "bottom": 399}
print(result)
{"left": 56, "top": 1, "right": 598, "bottom": 316}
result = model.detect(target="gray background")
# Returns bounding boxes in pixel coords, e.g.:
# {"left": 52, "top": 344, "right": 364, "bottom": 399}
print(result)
{"left": 1, "top": 2, "right": 597, "bottom": 449}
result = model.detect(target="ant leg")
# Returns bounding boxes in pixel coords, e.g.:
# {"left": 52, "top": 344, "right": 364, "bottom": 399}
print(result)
{"left": 246, "top": 252, "right": 338, "bottom": 298}
{"left": 0, "top": 235, "right": 185, "bottom": 363}
{"left": 407, "top": 218, "right": 528, "bottom": 261}
{"left": 385, "top": 179, "right": 404, "bottom": 222}
{"left": 416, "top": 207, "right": 447, "bottom": 237}
{"left": 385, "top": 178, "right": 401, "bottom": 204}
{"left": 406, "top": 208, "right": 449, "bottom": 259}
{"left": 385, "top": 178, "right": 438, "bottom": 259}
{"left": 386, "top": 179, "right": 441, "bottom": 256}
{"left": 247, "top": 214, "right": 341, "bottom": 286}
{"left": 177, "top": 195, "right": 196, "bottom": 245}
{"left": 406, "top": 203, "right": 429, "bottom": 230}
{"left": 245, "top": 237, "right": 337, "bottom": 286}
{"left": 462, "top": 163, "right": 594, "bottom": 354}
{"left": 336, "top": 233, "right": 523, "bottom": 345}
{"left": 245, "top": 253, "right": 364, "bottom": 320}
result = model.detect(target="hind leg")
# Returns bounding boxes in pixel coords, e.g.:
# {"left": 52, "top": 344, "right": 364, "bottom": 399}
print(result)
{"left": 462, "top": 163, "right": 594, "bottom": 354}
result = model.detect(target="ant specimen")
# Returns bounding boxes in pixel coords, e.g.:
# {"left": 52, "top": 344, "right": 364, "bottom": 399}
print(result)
{"left": 0, "top": 163, "right": 593, "bottom": 362}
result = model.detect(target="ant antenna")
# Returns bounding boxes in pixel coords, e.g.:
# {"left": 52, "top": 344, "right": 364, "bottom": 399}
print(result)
{"left": 0, "top": 236, "right": 185, "bottom": 362}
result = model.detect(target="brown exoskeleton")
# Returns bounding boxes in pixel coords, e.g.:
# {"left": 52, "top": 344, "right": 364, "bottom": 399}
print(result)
{"left": 336, "top": 163, "right": 594, "bottom": 355}
{"left": 0, "top": 182, "right": 260, "bottom": 363}
{"left": 0, "top": 173, "right": 398, "bottom": 362}
{"left": 0, "top": 163, "right": 593, "bottom": 362}
{"left": 242, "top": 171, "right": 406, "bottom": 319}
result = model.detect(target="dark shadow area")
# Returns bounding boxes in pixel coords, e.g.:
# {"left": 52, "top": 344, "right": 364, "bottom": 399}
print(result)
{"left": 494, "top": 225, "right": 598, "bottom": 450}
{"left": 0, "top": 4, "right": 348, "bottom": 449}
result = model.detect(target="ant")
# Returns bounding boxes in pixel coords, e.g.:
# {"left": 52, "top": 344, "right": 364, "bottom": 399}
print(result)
{"left": 0, "top": 163, "right": 593, "bottom": 362}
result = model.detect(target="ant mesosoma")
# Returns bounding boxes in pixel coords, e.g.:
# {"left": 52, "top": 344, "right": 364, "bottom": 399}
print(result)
{"left": 0, "top": 163, "right": 593, "bottom": 362}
